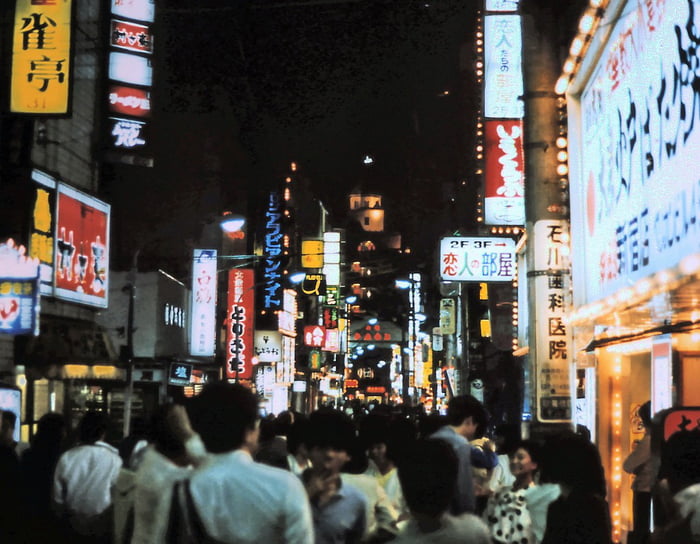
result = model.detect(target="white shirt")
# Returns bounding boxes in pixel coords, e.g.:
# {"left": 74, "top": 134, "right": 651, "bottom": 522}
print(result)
{"left": 341, "top": 473, "right": 399, "bottom": 540}
{"left": 52, "top": 441, "right": 122, "bottom": 534}
{"left": 393, "top": 513, "right": 492, "bottom": 544}
{"left": 189, "top": 449, "right": 314, "bottom": 544}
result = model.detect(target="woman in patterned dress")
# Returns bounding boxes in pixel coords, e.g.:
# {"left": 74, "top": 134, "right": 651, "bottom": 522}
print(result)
{"left": 483, "top": 439, "right": 542, "bottom": 544}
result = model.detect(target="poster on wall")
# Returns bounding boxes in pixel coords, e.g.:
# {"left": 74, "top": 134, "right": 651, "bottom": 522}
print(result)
{"left": 53, "top": 184, "right": 110, "bottom": 308}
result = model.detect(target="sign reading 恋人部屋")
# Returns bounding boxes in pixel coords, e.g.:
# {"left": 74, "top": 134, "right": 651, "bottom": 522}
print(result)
{"left": 484, "top": 13, "right": 523, "bottom": 119}
{"left": 439, "top": 237, "right": 516, "bottom": 282}
{"left": 573, "top": 0, "right": 700, "bottom": 306}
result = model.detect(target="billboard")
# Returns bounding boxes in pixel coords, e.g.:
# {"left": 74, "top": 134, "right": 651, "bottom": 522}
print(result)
{"left": 30, "top": 169, "right": 57, "bottom": 296}
{"left": 0, "top": 240, "right": 40, "bottom": 336}
{"left": 226, "top": 268, "right": 255, "bottom": 380}
{"left": 439, "top": 237, "right": 516, "bottom": 282}
{"left": 54, "top": 184, "right": 110, "bottom": 308}
{"left": 11, "top": 0, "right": 73, "bottom": 114}
{"left": 484, "top": 119, "right": 525, "bottom": 225}
{"left": 190, "top": 249, "right": 217, "bottom": 357}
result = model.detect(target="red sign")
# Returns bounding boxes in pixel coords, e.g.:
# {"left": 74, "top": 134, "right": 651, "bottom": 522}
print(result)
{"left": 304, "top": 325, "right": 326, "bottom": 348}
{"left": 345, "top": 379, "right": 359, "bottom": 388}
{"left": 226, "top": 268, "right": 255, "bottom": 380}
{"left": 484, "top": 119, "right": 525, "bottom": 225}
{"left": 366, "top": 386, "right": 386, "bottom": 394}
{"left": 109, "top": 85, "right": 151, "bottom": 118}
{"left": 54, "top": 184, "right": 110, "bottom": 308}
{"left": 110, "top": 19, "right": 153, "bottom": 54}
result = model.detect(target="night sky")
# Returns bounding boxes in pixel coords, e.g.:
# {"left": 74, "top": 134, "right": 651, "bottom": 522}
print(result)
{"left": 158, "top": 0, "right": 475, "bottom": 214}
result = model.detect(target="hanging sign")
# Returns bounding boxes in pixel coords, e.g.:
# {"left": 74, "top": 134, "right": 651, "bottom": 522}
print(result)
{"left": 440, "top": 237, "right": 516, "bottom": 282}
{"left": 0, "top": 240, "right": 40, "bottom": 336}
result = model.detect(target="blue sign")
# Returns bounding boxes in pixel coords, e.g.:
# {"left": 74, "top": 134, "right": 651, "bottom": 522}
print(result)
{"left": 0, "top": 276, "right": 40, "bottom": 336}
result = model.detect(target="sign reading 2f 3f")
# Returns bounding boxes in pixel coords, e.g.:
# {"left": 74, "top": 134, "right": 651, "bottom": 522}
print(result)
{"left": 439, "top": 237, "right": 516, "bottom": 282}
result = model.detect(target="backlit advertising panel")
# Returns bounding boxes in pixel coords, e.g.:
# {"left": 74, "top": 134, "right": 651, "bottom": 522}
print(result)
{"left": 484, "top": 119, "right": 525, "bottom": 225}
{"left": 485, "top": 0, "right": 519, "bottom": 11}
{"left": 11, "top": 0, "right": 72, "bottom": 114}
{"left": 110, "top": 19, "right": 153, "bottom": 54}
{"left": 108, "top": 85, "right": 151, "bottom": 118}
{"left": 30, "top": 169, "right": 57, "bottom": 296}
{"left": 111, "top": 0, "right": 154, "bottom": 23}
{"left": 484, "top": 14, "right": 523, "bottom": 119}
{"left": 439, "top": 237, "right": 516, "bottom": 282}
{"left": 54, "top": 184, "right": 110, "bottom": 308}
{"left": 572, "top": 0, "right": 700, "bottom": 306}
{"left": 108, "top": 52, "right": 152, "bottom": 87}
{"left": 262, "top": 192, "right": 283, "bottom": 311}
{"left": 108, "top": 117, "right": 149, "bottom": 149}
{"left": 0, "top": 240, "right": 40, "bottom": 336}
{"left": 190, "top": 249, "right": 217, "bottom": 357}
{"left": 226, "top": 268, "right": 255, "bottom": 380}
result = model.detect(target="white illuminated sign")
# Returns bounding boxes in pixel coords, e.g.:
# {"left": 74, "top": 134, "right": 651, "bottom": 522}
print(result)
{"left": 484, "top": 14, "right": 523, "bottom": 119}
{"left": 439, "top": 237, "right": 516, "bottom": 282}
{"left": 108, "top": 52, "right": 152, "bottom": 87}
{"left": 111, "top": 0, "right": 154, "bottom": 23}
{"left": 189, "top": 249, "right": 217, "bottom": 357}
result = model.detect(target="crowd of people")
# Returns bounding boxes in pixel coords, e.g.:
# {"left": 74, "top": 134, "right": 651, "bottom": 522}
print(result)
{"left": 1, "top": 386, "right": 699, "bottom": 543}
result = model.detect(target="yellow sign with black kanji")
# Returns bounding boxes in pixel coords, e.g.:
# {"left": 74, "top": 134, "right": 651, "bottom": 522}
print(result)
{"left": 11, "top": 0, "right": 72, "bottom": 114}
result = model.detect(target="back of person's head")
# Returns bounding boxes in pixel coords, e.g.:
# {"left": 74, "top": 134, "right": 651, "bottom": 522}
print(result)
{"left": 418, "top": 412, "right": 447, "bottom": 438}
{"left": 306, "top": 407, "right": 356, "bottom": 453}
{"left": 495, "top": 423, "right": 521, "bottom": 456}
{"left": 258, "top": 415, "right": 277, "bottom": 444}
{"left": 658, "top": 429, "right": 700, "bottom": 494}
{"left": 446, "top": 394, "right": 488, "bottom": 435}
{"left": 78, "top": 410, "right": 110, "bottom": 444}
{"left": 275, "top": 410, "right": 294, "bottom": 437}
{"left": 287, "top": 416, "right": 310, "bottom": 456}
{"left": 638, "top": 400, "right": 652, "bottom": 428}
{"left": 188, "top": 382, "right": 259, "bottom": 453}
{"left": 540, "top": 430, "right": 606, "bottom": 496}
{"left": 1, "top": 410, "right": 17, "bottom": 430}
{"left": 398, "top": 438, "right": 458, "bottom": 517}
{"left": 34, "top": 412, "right": 66, "bottom": 448}
{"left": 148, "top": 404, "right": 186, "bottom": 460}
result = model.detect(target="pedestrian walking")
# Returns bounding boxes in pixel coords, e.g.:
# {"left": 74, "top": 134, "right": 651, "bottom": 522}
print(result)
{"left": 393, "top": 438, "right": 491, "bottom": 543}
{"left": 52, "top": 410, "right": 122, "bottom": 542}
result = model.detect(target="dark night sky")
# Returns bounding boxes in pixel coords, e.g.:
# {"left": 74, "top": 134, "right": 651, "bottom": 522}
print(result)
{"left": 158, "top": 0, "right": 475, "bottom": 216}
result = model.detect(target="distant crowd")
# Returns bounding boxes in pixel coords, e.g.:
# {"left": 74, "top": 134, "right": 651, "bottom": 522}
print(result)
{"left": 1, "top": 385, "right": 699, "bottom": 543}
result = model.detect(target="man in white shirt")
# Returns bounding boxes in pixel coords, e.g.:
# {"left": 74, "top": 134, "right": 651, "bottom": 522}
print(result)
{"left": 186, "top": 382, "right": 314, "bottom": 544}
{"left": 52, "top": 410, "right": 122, "bottom": 540}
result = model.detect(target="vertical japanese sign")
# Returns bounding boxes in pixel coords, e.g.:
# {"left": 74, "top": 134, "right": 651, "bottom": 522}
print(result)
{"left": 54, "top": 184, "right": 110, "bottom": 308}
{"left": 11, "top": 0, "right": 73, "bottom": 114}
{"left": 484, "top": 119, "right": 525, "bottom": 225}
{"left": 439, "top": 237, "right": 516, "bottom": 282}
{"left": 105, "top": 0, "right": 154, "bottom": 166}
{"left": 189, "top": 249, "right": 217, "bottom": 357}
{"left": 226, "top": 268, "right": 254, "bottom": 381}
{"left": 30, "top": 169, "right": 57, "bottom": 296}
{"left": 0, "top": 240, "right": 40, "bottom": 336}
{"left": 484, "top": 13, "right": 523, "bottom": 119}
{"left": 651, "top": 335, "right": 673, "bottom": 415}
{"left": 262, "top": 192, "right": 283, "bottom": 311}
{"left": 534, "top": 220, "right": 572, "bottom": 422}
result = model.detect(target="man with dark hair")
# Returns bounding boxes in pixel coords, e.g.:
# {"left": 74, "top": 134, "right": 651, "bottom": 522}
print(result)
{"left": 624, "top": 400, "right": 654, "bottom": 544}
{"left": 186, "top": 382, "right": 313, "bottom": 543}
{"left": 393, "top": 439, "right": 490, "bottom": 543}
{"left": 52, "top": 410, "right": 122, "bottom": 541}
{"left": 429, "top": 394, "right": 488, "bottom": 514}
{"left": 302, "top": 408, "right": 367, "bottom": 544}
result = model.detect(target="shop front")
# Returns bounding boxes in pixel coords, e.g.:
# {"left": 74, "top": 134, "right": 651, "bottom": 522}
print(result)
{"left": 565, "top": 1, "right": 700, "bottom": 541}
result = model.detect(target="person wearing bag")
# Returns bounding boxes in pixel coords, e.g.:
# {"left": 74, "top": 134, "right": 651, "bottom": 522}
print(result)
{"left": 183, "top": 382, "right": 314, "bottom": 544}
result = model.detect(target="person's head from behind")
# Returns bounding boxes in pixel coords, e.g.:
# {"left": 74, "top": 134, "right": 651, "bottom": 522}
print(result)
{"left": 494, "top": 423, "right": 521, "bottom": 456}
{"left": 0, "top": 410, "right": 17, "bottom": 445}
{"left": 638, "top": 400, "right": 652, "bottom": 429}
{"left": 148, "top": 403, "right": 189, "bottom": 465}
{"left": 658, "top": 429, "right": 700, "bottom": 495}
{"left": 188, "top": 382, "right": 259, "bottom": 454}
{"left": 540, "top": 430, "right": 606, "bottom": 497}
{"left": 34, "top": 412, "right": 66, "bottom": 449}
{"left": 398, "top": 438, "right": 457, "bottom": 520}
{"left": 306, "top": 408, "right": 356, "bottom": 475}
{"left": 78, "top": 410, "right": 110, "bottom": 444}
{"left": 446, "top": 394, "right": 488, "bottom": 440}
